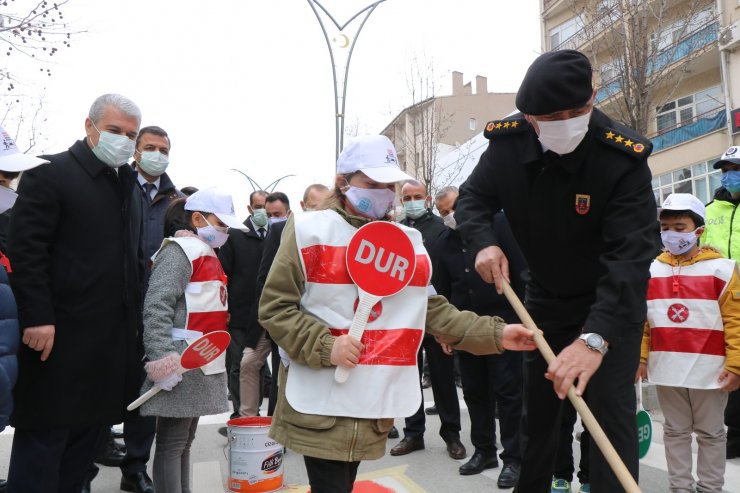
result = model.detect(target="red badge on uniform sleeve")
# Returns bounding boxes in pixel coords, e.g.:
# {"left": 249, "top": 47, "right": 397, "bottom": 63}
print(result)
{"left": 575, "top": 194, "right": 591, "bottom": 215}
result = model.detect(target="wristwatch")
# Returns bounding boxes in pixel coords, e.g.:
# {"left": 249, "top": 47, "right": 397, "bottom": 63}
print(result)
{"left": 578, "top": 333, "right": 608, "bottom": 356}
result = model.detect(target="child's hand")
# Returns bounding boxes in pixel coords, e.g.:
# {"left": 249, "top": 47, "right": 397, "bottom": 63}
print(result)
{"left": 635, "top": 362, "right": 647, "bottom": 384}
{"left": 330, "top": 335, "right": 364, "bottom": 369}
{"left": 718, "top": 370, "right": 740, "bottom": 392}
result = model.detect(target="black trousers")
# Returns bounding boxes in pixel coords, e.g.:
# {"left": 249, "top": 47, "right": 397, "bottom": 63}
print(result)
{"left": 7, "top": 425, "right": 106, "bottom": 493}
{"left": 121, "top": 364, "right": 156, "bottom": 476}
{"left": 727, "top": 389, "right": 740, "bottom": 451}
{"left": 303, "top": 456, "right": 360, "bottom": 493}
{"left": 458, "top": 349, "right": 523, "bottom": 464}
{"left": 554, "top": 397, "right": 591, "bottom": 484}
{"left": 515, "top": 326, "right": 641, "bottom": 493}
{"left": 226, "top": 326, "right": 250, "bottom": 419}
{"left": 403, "top": 334, "right": 460, "bottom": 441}
{"left": 267, "top": 340, "right": 280, "bottom": 416}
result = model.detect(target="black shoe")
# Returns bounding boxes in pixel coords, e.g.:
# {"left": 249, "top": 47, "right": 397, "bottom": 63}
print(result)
{"left": 728, "top": 441, "right": 740, "bottom": 459}
{"left": 390, "top": 436, "right": 425, "bottom": 456}
{"left": 218, "top": 426, "right": 228, "bottom": 437}
{"left": 0, "top": 479, "right": 6, "bottom": 493}
{"left": 94, "top": 436, "right": 126, "bottom": 467}
{"left": 421, "top": 375, "right": 432, "bottom": 389}
{"left": 120, "top": 471, "right": 154, "bottom": 493}
{"left": 388, "top": 425, "right": 399, "bottom": 439}
{"left": 445, "top": 437, "right": 467, "bottom": 460}
{"left": 425, "top": 405, "right": 438, "bottom": 415}
{"left": 497, "top": 463, "right": 520, "bottom": 489}
{"left": 459, "top": 451, "right": 499, "bottom": 475}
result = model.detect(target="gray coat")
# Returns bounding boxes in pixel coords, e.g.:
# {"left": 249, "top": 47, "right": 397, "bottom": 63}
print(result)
{"left": 140, "top": 241, "right": 228, "bottom": 418}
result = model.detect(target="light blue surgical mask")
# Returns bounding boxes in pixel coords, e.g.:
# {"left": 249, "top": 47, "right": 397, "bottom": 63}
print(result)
{"left": 251, "top": 208, "right": 268, "bottom": 227}
{"left": 268, "top": 216, "right": 288, "bottom": 226}
{"left": 137, "top": 150, "right": 169, "bottom": 177}
{"left": 721, "top": 170, "right": 740, "bottom": 193}
{"left": 403, "top": 199, "right": 427, "bottom": 220}
{"left": 89, "top": 121, "right": 135, "bottom": 168}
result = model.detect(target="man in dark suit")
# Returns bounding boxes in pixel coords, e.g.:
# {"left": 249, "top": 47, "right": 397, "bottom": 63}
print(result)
{"left": 114, "top": 126, "right": 181, "bottom": 493}
{"left": 219, "top": 190, "right": 269, "bottom": 421}
{"left": 391, "top": 180, "right": 465, "bottom": 461}
{"left": 6, "top": 94, "right": 142, "bottom": 493}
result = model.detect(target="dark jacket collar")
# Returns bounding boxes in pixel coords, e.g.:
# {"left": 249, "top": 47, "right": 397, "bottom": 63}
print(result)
{"left": 402, "top": 209, "right": 436, "bottom": 226}
{"left": 68, "top": 138, "right": 111, "bottom": 178}
{"left": 712, "top": 187, "right": 740, "bottom": 205}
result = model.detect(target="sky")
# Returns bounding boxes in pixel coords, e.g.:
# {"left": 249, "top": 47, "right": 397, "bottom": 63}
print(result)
{"left": 3, "top": 0, "right": 542, "bottom": 218}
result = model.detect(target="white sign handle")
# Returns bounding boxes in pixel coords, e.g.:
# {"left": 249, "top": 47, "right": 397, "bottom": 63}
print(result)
{"left": 126, "top": 367, "right": 186, "bottom": 411}
{"left": 637, "top": 378, "right": 643, "bottom": 411}
{"left": 334, "top": 291, "right": 382, "bottom": 383}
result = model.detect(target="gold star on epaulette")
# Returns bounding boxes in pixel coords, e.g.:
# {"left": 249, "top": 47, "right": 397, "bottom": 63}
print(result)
{"left": 503, "top": 122, "right": 510, "bottom": 129}
{"left": 495, "top": 122, "right": 503, "bottom": 129}
{"left": 511, "top": 121, "right": 519, "bottom": 128}
{"left": 615, "top": 135, "right": 624, "bottom": 143}
{"left": 605, "top": 131, "right": 615, "bottom": 139}
{"left": 624, "top": 139, "right": 634, "bottom": 147}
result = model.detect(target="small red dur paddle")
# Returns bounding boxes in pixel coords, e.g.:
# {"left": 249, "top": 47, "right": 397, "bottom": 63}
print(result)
{"left": 335, "top": 222, "right": 417, "bottom": 383}
{"left": 127, "top": 330, "right": 231, "bottom": 410}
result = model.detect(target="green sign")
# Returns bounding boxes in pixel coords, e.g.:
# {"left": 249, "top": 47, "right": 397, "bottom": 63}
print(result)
{"left": 636, "top": 409, "right": 652, "bottom": 459}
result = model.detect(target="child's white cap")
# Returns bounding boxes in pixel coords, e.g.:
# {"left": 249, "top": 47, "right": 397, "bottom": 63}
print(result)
{"left": 185, "top": 188, "right": 248, "bottom": 230}
{"left": 661, "top": 193, "right": 705, "bottom": 220}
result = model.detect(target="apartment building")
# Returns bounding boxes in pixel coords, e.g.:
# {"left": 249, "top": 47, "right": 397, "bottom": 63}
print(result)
{"left": 380, "top": 72, "right": 515, "bottom": 180}
{"left": 542, "top": 0, "right": 738, "bottom": 205}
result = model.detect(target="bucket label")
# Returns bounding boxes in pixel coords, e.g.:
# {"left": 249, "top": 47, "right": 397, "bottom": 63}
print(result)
{"left": 261, "top": 451, "right": 283, "bottom": 474}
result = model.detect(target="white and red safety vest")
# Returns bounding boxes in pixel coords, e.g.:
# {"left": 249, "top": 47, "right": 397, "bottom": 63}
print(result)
{"left": 286, "top": 210, "right": 431, "bottom": 418}
{"left": 153, "top": 236, "right": 228, "bottom": 375}
{"left": 646, "top": 256, "right": 733, "bottom": 389}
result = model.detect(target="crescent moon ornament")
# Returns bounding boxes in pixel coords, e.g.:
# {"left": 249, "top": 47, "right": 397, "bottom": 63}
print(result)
{"left": 333, "top": 33, "right": 350, "bottom": 48}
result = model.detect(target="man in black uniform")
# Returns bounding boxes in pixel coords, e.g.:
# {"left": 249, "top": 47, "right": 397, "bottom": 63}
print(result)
{"left": 390, "top": 179, "right": 465, "bottom": 460}
{"left": 455, "top": 50, "right": 659, "bottom": 492}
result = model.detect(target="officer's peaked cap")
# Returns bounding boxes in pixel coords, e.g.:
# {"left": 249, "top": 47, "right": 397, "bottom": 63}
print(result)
{"left": 515, "top": 50, "right": 594, "bottom": 116}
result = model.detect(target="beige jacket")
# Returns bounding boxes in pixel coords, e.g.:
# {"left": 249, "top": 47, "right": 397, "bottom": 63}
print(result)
{"left": 258, "top": 205, "right": 507, "bottom": 462}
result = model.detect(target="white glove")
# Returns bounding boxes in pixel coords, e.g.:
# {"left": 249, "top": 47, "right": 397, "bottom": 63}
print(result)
{"left": 155, "top": 372, "right": 182, "bottom": 391}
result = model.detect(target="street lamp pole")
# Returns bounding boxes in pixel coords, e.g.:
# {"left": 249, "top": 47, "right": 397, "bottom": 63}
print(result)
{"left": 307, "top": 0, "right": 386, "bottom": 165}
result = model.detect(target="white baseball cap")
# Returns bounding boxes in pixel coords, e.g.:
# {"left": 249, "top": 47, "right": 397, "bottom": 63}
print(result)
{"left": 0, "top": 126, "right": 49, "bottom": 172}
{"left": 661, "top": 193, "right": 705, "bottom": 220}
{"left": 713, "top": 146, "right": 740, "bottom": 169}
{"left": 336, "top": 135, "right": 414, "bottom": 183}
{"left": 185, "top": 188, "right": 248, "bottom": 230}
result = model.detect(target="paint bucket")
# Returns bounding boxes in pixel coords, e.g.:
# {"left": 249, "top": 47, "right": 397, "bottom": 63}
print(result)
{"left": 227, "top": 417, "right": 283, "bottom": 492}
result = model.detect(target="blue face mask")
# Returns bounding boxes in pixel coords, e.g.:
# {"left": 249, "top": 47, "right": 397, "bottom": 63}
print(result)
{"left": 722, "top": 170, "right": 740, "bottom": 193}
{"left": 403, "top": 199, "right": 427, "bottom": 220}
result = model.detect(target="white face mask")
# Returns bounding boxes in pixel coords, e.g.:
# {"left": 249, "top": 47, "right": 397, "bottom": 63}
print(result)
{"left": 89, "top": 122, "right": 135, "bottom": 168}
{"left": 536, "top": 111, "right": 591, "bottom": 155}
{"left": 196, "top": 215, "right": 229, "bottom": 248}
{"left": 344, "top": 186, "right": 396, "bottom": 219}
{"left": 660, "top": 228, "right": 701, "bottom": 256}
{"left": 443, "top": 212, "right": 456, "bottom": 229}
{"left": 137, "top": 150, "right": 169, "bottom": 177}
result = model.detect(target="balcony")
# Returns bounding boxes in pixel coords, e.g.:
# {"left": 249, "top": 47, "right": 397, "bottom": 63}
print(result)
{"left": 648, "top": 106, "right": 725, "bottom": 153}
{"left": 595, "top": 20, "right": 718, "bottom": 103}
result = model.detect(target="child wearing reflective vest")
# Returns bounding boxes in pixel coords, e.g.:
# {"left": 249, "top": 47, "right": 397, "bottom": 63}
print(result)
{"left": 258, "top": 135, "right": 536, "bottom": 493}
{"left": 638, "top": 193, "right": 740, "bottom": 493}
{"left": 139, "top": 189, "right": 246, "bottom": 493}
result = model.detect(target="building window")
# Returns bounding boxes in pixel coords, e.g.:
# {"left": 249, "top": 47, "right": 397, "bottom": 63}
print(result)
{"left": 651, "top": 157, "right": 721, "bottom": 205}
{"left": 469, "top": 118, "right": 477, "bottom": 131}
{"left": 549, "top": 16, "right": 582, "bottom": 50}
{"left": 599, "top": 60, "right": 619, "bottom": 83}
{"left": 651, "top": 8, "right": 713, "bottom": 51}
{"left": 656, "top": 85, "right": 723, "bottom": 132}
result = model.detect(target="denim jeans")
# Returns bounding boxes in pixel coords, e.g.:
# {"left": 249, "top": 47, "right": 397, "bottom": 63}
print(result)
{"left": 152, "top": 416, "right": 199, "bottom": 493}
